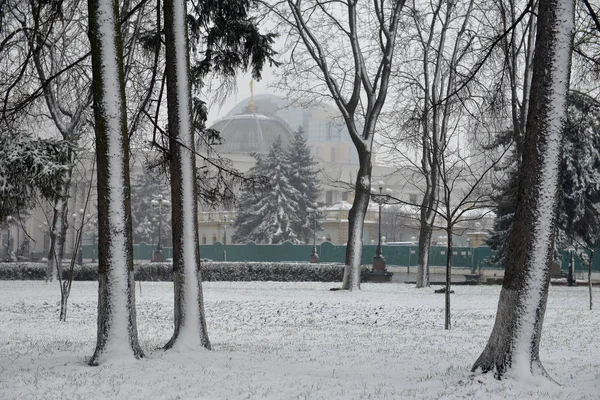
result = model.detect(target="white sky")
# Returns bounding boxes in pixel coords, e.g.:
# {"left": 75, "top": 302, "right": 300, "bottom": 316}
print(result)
{"left": 206, "top": 68, "right": 281, "bottom": 126}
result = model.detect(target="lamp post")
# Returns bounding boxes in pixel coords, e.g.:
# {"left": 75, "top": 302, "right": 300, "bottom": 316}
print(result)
{"left": 71, "top": 209, "right": 84, "bottom": 265}
{"left": 5, "top": 216, "right": 13, "bottom": 261}
{"left": 369, "top": 181, "right": 393, "bottom": 282}
{"left": 39, "top": 222, "right": 50, "bottom": 258}
{"left": 151, "top": 195, "right": 170, "bottom": 261}
{"left": 408, "top": 235, "right": 416, "bottom": 276}
{"left": 307, "top": 207, "right": 321, "bottom": 263}
{"left": 87, "top": 218, "right": 98, "bottom": 263}
{"left": 222, "top": 215, "right": 228, "bottom": 261}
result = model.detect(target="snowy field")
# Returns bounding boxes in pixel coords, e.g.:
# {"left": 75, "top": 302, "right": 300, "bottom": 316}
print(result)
{"left": 0, "top": 281, "right": 598, "bottom": 400}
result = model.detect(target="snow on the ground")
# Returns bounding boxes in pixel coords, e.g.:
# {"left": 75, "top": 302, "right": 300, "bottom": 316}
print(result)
{"left": 0, "top": 281, "right": 598, "bottom": 399}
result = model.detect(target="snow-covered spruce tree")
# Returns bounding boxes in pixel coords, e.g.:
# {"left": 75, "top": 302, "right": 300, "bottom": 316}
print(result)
{"left": 472, "top": 0, "right": 574, "bottom": 378}
{"left": 486, "top": 151, "right": 519, "bottom": 266}
{"left": 88, "top": 0, "right": 144, "bottom": 365}
{"left": 557, "top": 92, "right": 600, "bottom": 250}
{"left": 285, "top": 127, "right": 321, "bottom": 244}
{"left": 488, "top": 92, "right": 600, "bottom": 264}
{"left": 0, "top": 130, "right": 68, "bottom": 221}
{"left": 233, "top": 137, "right": 302, "bottom": 244}
{"left": 163, "top": 0, "right": 210, "bottom": 350}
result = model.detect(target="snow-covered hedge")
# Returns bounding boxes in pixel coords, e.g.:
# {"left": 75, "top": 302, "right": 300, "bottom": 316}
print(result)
{"left": 0, "top": 262, "right": 369, "bottom": 282}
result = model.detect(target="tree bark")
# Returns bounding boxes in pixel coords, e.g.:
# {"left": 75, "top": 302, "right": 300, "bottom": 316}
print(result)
{"left": 342, "top": 149, "right": 372, "bottom": 291}
{"left": 444, "top": 226, "right": 452, "bottom": 330}
{"left": 46, "top": 164, "right": 72, "bottom": 282}
{"left": 416, "top": 195, "right": 435, "bottom": 288}
{"left": 87, "top": 0, "right": 144, "bottom": 365}
{"left": 472, "top": 0, "right": 574, "bottom": 378}
{"left": 589, "top": 250, "right": 593, "bottom": 311}
{"left": 59, "top": 280, "right": 69, "bottom": 321}
{"left": 163, "top": 0, "right": 210, "bottom": 350}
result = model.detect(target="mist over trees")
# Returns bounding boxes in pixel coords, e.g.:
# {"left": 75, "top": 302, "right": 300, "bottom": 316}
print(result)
{"left": 0, "top": 0, "right": 598, "bottom": 387}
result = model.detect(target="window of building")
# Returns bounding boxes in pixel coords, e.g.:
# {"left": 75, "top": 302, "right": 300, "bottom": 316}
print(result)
{"left": 202, "top": 235, "right": 207, "bottom": 245}
{"left": 326, "top": 190, "right": 334, "bottom": 205}
{"left": 212, "top": 234, "right": 217, "bottom": 244}
{"left": 341, "top": 192, "right": 348, "bottom": 201}
{"left": 409, "top": 193, "right": 418, "bottom": 204}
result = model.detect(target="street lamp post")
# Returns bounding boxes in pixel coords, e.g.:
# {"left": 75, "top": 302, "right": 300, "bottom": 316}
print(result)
{"left": 222, "top": 215, "right": 228, "bottom": 261}
{"left": 408, "top": 236, "right": 416, "bottom": 276}
{"left": 71, "top": 209, "right": 84, "bottom": 265}
{"left": 87, "top": 218, "right": 98, "bottom": 263}
{"left": 308, "top": 207, "right": 320, "bottom": 263}
{"left": 39, "top": 222, "right": 50, "bottom": 259}
{"left": 5, "top": 216, "right": 13, "bottom": 262}
{"left": 151, "top": 195, "right": 170, "bottom": 261}
{"left": 369, "top": 181, "right": 393, "bottom": 282}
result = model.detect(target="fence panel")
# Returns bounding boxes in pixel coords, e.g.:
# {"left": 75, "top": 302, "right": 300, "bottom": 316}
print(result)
{"left": 79, "top": 241, "right": 600, "bottom": 272}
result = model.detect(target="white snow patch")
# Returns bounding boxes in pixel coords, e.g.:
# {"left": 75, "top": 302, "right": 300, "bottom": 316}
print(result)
{"left": 0, "top": 281, "right": 599, "bottom": 399}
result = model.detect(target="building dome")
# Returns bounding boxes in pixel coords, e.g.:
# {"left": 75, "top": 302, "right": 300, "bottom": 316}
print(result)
{"left": 209, "top": 112, "right": 294, "bottom": 154}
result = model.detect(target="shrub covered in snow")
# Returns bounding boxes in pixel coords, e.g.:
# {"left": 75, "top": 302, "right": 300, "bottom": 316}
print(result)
{"left": 0, "top": 262, "right": 369, "bottom": 282}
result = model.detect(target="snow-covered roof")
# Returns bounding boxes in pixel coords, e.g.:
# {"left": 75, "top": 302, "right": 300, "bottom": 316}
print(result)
{"left": 209, "top": 113, "right": 294, "bottom": 154}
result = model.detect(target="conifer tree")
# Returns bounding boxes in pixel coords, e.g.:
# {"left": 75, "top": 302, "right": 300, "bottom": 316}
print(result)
{"left": 233, "top": 137, "right": 301, "bottom": 244}
{"left": 558, "top": 92, "right": 600, "bottom": 249}
{"left": 285, "top": 127, "right": 321, "bottom": 244}
{"left": 488, "top": 92, "right": 600, "bottom": 261}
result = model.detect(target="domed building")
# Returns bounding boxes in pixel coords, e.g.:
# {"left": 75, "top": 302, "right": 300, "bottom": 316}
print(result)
{"left": 209, "top": 113, "right": 294, "bottom": 155}
{"left": 197, "top": 92, "right": 489, "bottom": 247}
{"left": 197, "top": 92, "right": 382, "bottom": 245}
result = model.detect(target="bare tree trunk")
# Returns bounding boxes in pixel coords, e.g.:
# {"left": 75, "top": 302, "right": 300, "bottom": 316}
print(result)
{"left": 284, "top": 0, "right": 405, "bottom": 291}
{"left": 88, "top": 0, "right": 143, "bottom": 365}
{"left": 46, "top": 165, "right": 72, "bottom": 282}
{"left": 163, "top": 0, "right": 210, "bottom": 350}
{"left": 416, "top": 195, "right": 435, "bottom": 288}
{"left": 589, "top": 250, "right": 594, "bottom": 311}
{"left": 444, "top": 226, "right": 452, "bottom": 330}
{"left": 59, "top": 280, "right": 69, "bottom": 321}
{"left": 342, "top": 150, "right": 372, "bottom": 291}
{"left": 472, "top": 0, "right": 573, "bottom": 378}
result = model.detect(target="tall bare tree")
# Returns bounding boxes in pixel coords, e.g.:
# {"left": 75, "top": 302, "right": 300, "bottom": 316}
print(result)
{"left": 472, "top": 0, "right": 574, "bottom": 378}
{"left": 380, "top": 0, "right": 489, "bottom": 288}
{"left": 0, "top": 0, "right": 93, "bottom": 281}
{"left": 88, "top": 0, "right": 144, "bottom": 365}
{"left": 270, "top": 0, "right": 406, "bottom": 290}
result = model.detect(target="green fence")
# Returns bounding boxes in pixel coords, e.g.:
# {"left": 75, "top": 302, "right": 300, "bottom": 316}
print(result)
{"left": 198, "top": 243, "right": 497, "bottom": 270}
{"left": 79, "top": 241, "right": 600, "bottom": 272}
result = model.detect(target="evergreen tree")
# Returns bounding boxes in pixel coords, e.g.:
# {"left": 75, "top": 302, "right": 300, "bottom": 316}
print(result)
{"left": 233, "top": 137, "right": 301, "bottom": 244}
{"left": 0, "top": 130, "right": 69, "bottom": 221}
{"left": 486, "top": 148, "right": 519, "bottom": 265}
{"left": 557, "top": 92, "right": 600, "bottom": 249}
{"left": 488, "top": 92, "right": 600, "bottom": 261}
{"left": 285, "top": 127, "right": 321, "bottom": 243}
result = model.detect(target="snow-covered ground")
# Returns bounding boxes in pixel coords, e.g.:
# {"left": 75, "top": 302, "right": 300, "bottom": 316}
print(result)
{"left": 0, "top": 281, "right": 598, "bottom": 399}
